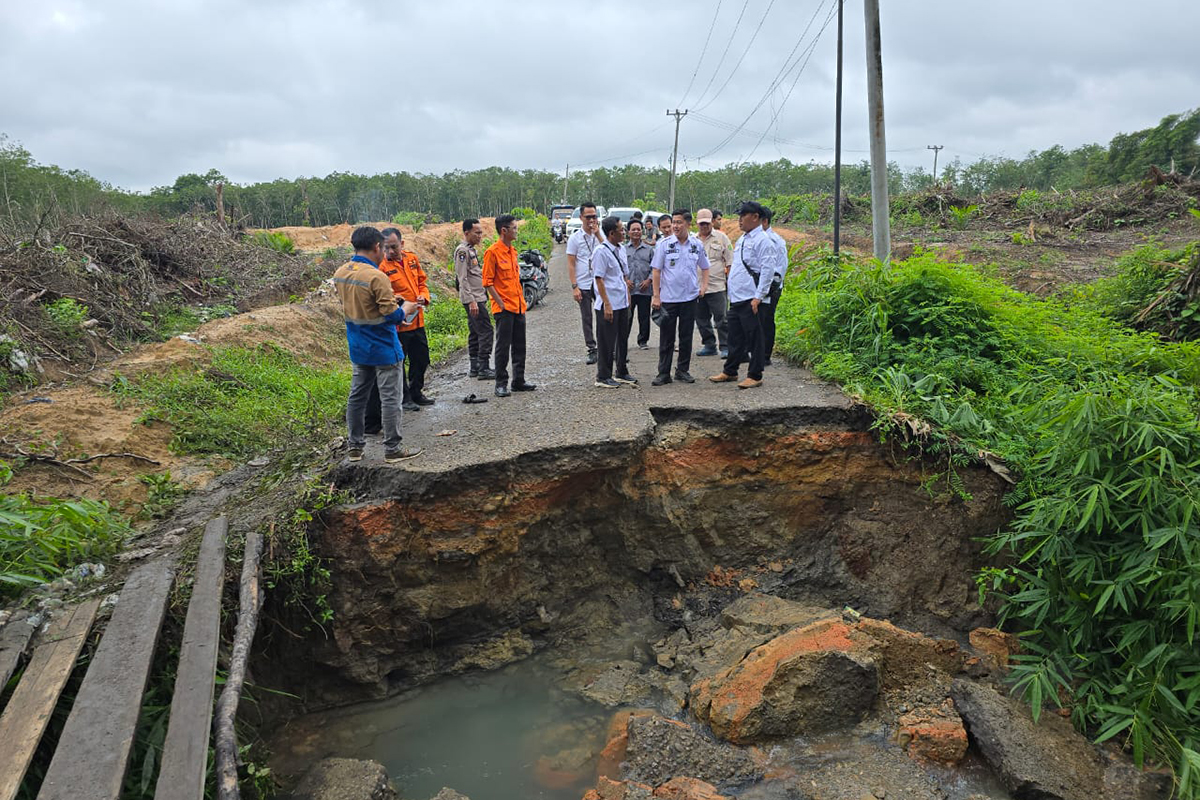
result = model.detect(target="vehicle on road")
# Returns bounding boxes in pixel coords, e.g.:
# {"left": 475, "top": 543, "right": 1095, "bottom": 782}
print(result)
{"left": 565, "top": 204, "right": 607, "bottom": 239}
{"left": 549, "top": 204, "right": 573, "bottom": 242}
{"left": 607, "top": 207, "right": 644, "bottom": 226}
{"left": 520, "top": 248, "right": 550, "bottom": 307}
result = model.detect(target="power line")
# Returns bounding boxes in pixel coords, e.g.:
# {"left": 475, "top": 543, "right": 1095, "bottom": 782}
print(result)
{"left": 693, "top": 0, "right": 780, "bottom": 112}
{"left": 691, "top": 0, "right": 752, "bottom": 109}
{"left": 678, "top": 0, "right": 724, "bottom": 108}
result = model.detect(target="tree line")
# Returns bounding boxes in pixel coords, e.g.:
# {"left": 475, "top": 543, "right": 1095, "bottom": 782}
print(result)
{"left": 2, "top": 109, "right": 1196, "bottom": 229}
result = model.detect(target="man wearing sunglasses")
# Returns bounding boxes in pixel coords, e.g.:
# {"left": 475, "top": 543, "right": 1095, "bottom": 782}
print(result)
{"left": 566, "top": 202, "right": 603, "bottom": 365}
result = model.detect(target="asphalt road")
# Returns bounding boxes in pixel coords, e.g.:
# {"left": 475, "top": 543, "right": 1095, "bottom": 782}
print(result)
{"left": 360, "top": 243, "right": 853, "bottom": 473}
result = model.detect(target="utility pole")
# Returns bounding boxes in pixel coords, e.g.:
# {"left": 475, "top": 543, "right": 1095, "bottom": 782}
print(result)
{"left": 863, "top": 0, "right": 890, "bottom": 263}
{"left": 561, "top": 163, "right": 570, "bottom": 204}
{"left": 666, "top": 109, "right": 688, "bottom": 213}
{"left": 927, "top": 145, "right": 943, "bottom": 183}
{"left": 832, "top": 0, "right": 844, "bottom": 258}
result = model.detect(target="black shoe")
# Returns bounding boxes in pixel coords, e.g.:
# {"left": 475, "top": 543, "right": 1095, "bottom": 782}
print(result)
{"left": 495, "top": 385, "right": 511, "bottom": 397}
{"left": 594, "top": 378, "right": 620, "bottom": 389}
{"left": 674, "top": 370, "right": 696, "bottom": 383}
{"left": 468, "top": 359, "right": 479, "bottom": 378}
{"left": 637, "top": 342, "right": 649, "bottom": 350}
{"left": 477, "top": 367, "right": 496, "bottom": 380}
{"left": 586, "top": 350, "right": 598, "bottom": 365}
{"left": 402, "top": 400, "right": 420, "bottom": 412}
{"left": 614, "top": 373, "right": 638, "bottom": 385}
{"left": 414, "top": 395, "right": 435, "bottom": 406}
{"left": 764, "top": 359, "right": 772, "bottom": 366}
{"left": 347, "top": 448, "right": 364, "bottom": 462}
{"left": 696, "top": 346, "right": 717, "bottom": 357}
{"left": 651, "top": 373, "right": 672, "bottom": 386}
{"left": 511, "top": 382, "right": 537, "bottom": 392}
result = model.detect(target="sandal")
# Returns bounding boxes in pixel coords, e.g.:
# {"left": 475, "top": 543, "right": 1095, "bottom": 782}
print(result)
{"left": 462, "top": 393, "right": 489, "bottom": 404}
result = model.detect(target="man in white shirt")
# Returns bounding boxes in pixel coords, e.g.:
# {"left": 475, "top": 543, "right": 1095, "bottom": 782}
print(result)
{"left": 566, "top": 202, "right": 603, "bottom": 364}
{"left": 709, "top": 201, "right": 775, "bottom": 389}
{"left": 760, "top": 206, "right": 788, "bottom": 366}
{"left": 650, "top": 209, "right": 710, "bottom": 385}
{"left": 592, "top": 216, "right": 637, "bottom": 388}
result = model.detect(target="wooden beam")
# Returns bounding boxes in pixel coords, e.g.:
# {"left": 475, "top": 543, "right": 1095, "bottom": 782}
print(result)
{"left": 155, "top": 517, "right": 228, "bottom": 800}
{"left": 0, "top": 600, "right": 100, "bottom": 800}
{"left": 36, "top": 560, "right": 174, "bottom": 800}
{"left": 0, "top": 610, "right": 36, "bottom": 692}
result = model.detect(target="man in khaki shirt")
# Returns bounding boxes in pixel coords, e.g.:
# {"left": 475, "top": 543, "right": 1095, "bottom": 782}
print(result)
{"left": 455, "top": 218, "right": 496, "bottom": 380}
{"left": 695, "top": 208, "right": 732, "bottom": 358}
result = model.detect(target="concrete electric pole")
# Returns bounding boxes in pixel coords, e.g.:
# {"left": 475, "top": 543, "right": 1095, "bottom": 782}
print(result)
{"left": 863, "top": 0, "right": 890, "bottom": 263}
{"left": 666, "top": 109, "right": 688, "bottom": 213}
{"left": 927, "top": 145, "right": 943, "bottom": 183}
{"left": 561, "top": 163, "right": 570, "bottom": 204}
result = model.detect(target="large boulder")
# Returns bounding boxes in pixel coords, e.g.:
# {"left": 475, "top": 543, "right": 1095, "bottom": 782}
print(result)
{"left": 289, "top": 758, "right": 396, "bottom": 800}
{"left": 690, "top": 619, "right": 879, "bottom": 743}
{"left": 623, "top": 714, "right": 764, "bottom": 788}
{"left": 951, "top": 679, "right": 1104, "bottom": 800}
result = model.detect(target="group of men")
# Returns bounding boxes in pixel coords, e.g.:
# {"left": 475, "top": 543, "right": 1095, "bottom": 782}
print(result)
{"left": 566, "top": 201, "right": 789, "bottom": 389}
{"left": 333, "top": 201, "right": 789, "bottom": 464}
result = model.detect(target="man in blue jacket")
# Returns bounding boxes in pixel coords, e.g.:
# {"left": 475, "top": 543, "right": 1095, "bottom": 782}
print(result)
{"left": 332, "top": 226, "right": 421, "bottom": 463}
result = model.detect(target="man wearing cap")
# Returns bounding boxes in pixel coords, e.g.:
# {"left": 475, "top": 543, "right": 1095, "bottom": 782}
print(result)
{"left": 709, "top": 202, "right": 774, "bottom": 389}
{"left": 695, "top": 208, "right": 732, "bottom": 358}
{"left": 455, "top": 218, "right": 496, "bottom": 380}
{"left": 650, "top": 208, "right": 710, "bottom": 385}
{"left": 760, "top": 207, "right": 789, "bottom": 366}
{"left": 566, "top": 202, "right": 603, "bottom": 365}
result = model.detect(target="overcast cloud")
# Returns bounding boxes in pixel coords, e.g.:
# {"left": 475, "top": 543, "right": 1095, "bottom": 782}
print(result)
{"left": 2, "top": 0, "right": 1196, "bottom": 192}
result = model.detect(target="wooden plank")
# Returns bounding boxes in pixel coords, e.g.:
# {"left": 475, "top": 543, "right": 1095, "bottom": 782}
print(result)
{"left": 0, "top": 600, "right": 100, "bottom": 800}
{"left": 0, "top": 610, "right": 36, "bottom": 691}
{"left": 155, "top": 517, "right": 227, "bottom": 800}
{"left": 36, "top": 560, "right": 175, "bottom": 800}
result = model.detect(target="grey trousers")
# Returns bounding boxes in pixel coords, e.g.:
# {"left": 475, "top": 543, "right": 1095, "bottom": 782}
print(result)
{"left": 347, "top": 362, "right": 403, "bottom": 450}
{"left": 695, "top": 290, "right": 728, "bottom": 349}
{"left": 577, "top": 288, "right": 596, "bottom": 351}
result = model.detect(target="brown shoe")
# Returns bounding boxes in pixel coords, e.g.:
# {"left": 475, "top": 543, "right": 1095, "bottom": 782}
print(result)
{"left": 737, "top": 377, "right": 763, "bottom": 389}
{"left": 708, "top": 372, "right": 737, "bottom": 383}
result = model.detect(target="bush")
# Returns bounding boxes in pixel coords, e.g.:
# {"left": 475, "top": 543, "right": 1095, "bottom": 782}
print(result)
{"left": 0, "top": 460, "right": 130, "bottom": 597}
{"left": 391, "top": 211, "right": 426, "bottom": 232}
{"left": 510, "top": 206, "right": 537, "bottom": 220}
{"left": 1074, "top": 241, "right": 1200, "bottom": 341}
{"left": 778, "top": 248, "right": 1200, "bottom": 791}
{"left": 44, "top": 297, "right": 89, "bottom": 335}
{"left": 250, "top": 230, "right": 295, "bottom": 254}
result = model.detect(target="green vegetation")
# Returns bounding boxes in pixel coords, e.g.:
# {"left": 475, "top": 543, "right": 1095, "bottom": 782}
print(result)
{"left": 425, "top": 298, "right": 468, "bottom": 364}
{"left": 509, "top": 206, "right": 537, "bottom": 220}
{"left": 948, "top": 203, "right": 978, "bottom": 230}
{"left": 1074, "top": 241, "right": 1200, "bottom": 341}
{"left": 44, "top": 297, "right": 89, "bottom": 337}
{"left": 778, "top": 247, "right": 1200, "bottom": 794}
{"left": 113, "top": 344, "right": 350, "bottom": 458}
{"left": 5, "top": 111, "right": 1196, "bottom": 228}
{"left": 249, "top": 230, "right": 295, "bottom": 254}
{"left": 390, "top": 210, "right": 428, "bottom": 231}
{"left": 0, "top": 460, "right": 130, "bottom": 597}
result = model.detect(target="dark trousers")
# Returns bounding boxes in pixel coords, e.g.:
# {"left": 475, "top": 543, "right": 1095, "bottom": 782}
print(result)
{"left": 760, "top": 281, "right": 782, "bottom": 362}
{"left": 464, "top": 302, "right": 494, "bottom": 365}
{"left": 494, "top": 310, "right": 527, "bottom": 387}
{"left": 631, "top": 294, "right": 652, "bottom": 345}
{"left": 595, "top": 306, "right": 630, "bottom": 381}
{"left": 657, "top": 299, "right": 696, "bottom": 377}
{"left": 398, "top": 327, "right": 430, "bottom": 400}
{"left": 695, "top": 290, "right": 728, "bottom": 350}
{"left": 577, "top": 288, "right": 596, "bottom": 352}
{"left": 723, "top": 300, "right": 765, "bottom": 380}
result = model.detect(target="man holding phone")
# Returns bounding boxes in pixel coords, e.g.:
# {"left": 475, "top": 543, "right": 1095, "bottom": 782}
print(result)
{"left": 381, "top": 227, "right": 434, "bottom": 410}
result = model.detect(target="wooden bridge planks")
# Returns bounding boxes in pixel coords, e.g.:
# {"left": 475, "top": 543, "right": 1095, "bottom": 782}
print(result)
{"left": 35, "top": 560, "right": 175, "bottom": 800}
{"left": 0, "top": 599, "right": 100, "bottom": 800}
{"left": 0, "top": 610, "right": 36, "bottom": 691}
{"left": 154, "top": 516, "right": 227, "bottom": 800}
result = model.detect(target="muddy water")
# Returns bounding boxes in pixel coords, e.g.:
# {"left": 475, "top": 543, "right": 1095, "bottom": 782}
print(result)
{"left": 272, "top": 645, "right": 1014, "bottom": 800}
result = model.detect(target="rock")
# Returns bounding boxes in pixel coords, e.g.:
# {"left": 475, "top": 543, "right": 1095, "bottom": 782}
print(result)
{"left": 583, "top": 776, "right": 656, "bottom": 800}
{"left": 248, "top": 456, "right": 270, "bottom": 467}
{"left": 289, "top": 757, "right": 396, "bottom": 800}
{"left": 719, "top": 592, "right": 835, "bottom": 635}
{"left": 652, "top": 776, "right": 728, "bottom": 800}
{"left": 896, "top": 698, "right": 967, "bottom": 765}
{"left": 853, "top": 617, "right": 963, "bottom": 690}
{"left": 950, "top": 678, "right": 1104, "bottom": 800}
{"left": 577, "top": 660, "right": 658, "bottom": 707}
{"left": 690, "top": 619, "right": 879, "bottom": 743}
{"left": 1101, "top": 752, "right": 1173, "bottom": 800}
{"left": 799, "top": 741, "right": 945, "bottom": 800}
{"left": 624, "top": 714, "right": 763, "bottom": 788}
{"left": 968, "top": 627, "right": 1020, "bottom": 673}
{"left": 428, "top": 791, "right": 470, "bottom": 800}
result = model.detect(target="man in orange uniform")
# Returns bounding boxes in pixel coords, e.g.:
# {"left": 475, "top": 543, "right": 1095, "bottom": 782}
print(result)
{"left": 483, "top": 214, "right": 536, "bottom": 398}
{"left": 381, "top": 227, "right": 434, "bottom": 409}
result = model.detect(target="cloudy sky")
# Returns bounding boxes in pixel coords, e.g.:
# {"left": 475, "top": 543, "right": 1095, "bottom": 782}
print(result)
{"left": 2, "top": 0, "right": 1195, "bottom": 192}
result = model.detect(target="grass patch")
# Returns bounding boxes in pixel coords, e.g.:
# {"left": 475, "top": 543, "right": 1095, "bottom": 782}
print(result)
{"left": 778, "top": 246, "right": 1200, "bottom": 793}
{"left": 113, "top": 344, "right": 350, "bottom": 459}
{"left": 425, "top": 298, "right": 468, "bottom": 364}
{"left": 0, "top": 460, "right": 130, "bottom": 598}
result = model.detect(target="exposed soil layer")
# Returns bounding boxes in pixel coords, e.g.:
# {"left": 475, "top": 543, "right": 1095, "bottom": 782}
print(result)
{"left": 261, "top": 405, "right": 1009, "bottom": 708}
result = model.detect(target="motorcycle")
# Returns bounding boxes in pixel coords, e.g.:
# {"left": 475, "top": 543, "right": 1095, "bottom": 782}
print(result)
{"left": 519, "top": 248, "right": 550, "bottom": 308}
